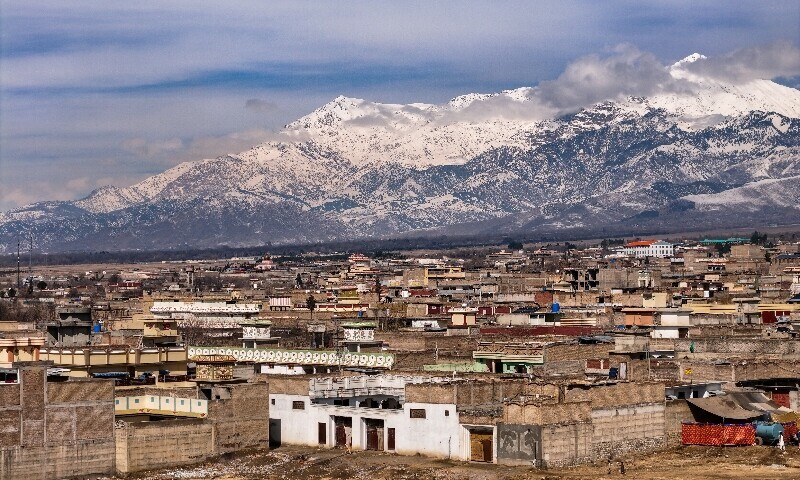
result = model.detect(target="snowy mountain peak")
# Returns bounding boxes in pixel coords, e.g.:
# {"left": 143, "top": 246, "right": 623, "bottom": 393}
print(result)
{"left": 447, "top": 92, "right": 497, "bottom": 110}
{"left": 286, "top": 95, "right": 368, "bottom": 129}
{"left": 4, "top": 53, "right": 800, "bottom": 252}
{"left": 672, "top": 52, "right": 707, "bottom": 69}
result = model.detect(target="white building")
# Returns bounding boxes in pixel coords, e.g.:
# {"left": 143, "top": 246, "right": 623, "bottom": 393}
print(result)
{"left": 651, "top": 309, "right": 691, "bottom": 339}
{"left": 623, "top": 240, "right": 674, "bottom": 258}
{"left": 269, "top": 375, "right": 492, "bottom": 462}
{"left": 151, "top": 301, "right": 260, "bottom": 327}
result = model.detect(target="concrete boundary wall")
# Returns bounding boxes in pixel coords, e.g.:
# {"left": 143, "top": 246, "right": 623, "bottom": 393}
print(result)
{"left": 115, "top": 419, "right": 214, "bottom": 474}
{"left": 0, "top": 439, "right": 115, "bottom": 480}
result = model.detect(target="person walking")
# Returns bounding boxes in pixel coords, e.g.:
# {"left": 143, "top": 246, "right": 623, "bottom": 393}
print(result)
{"left": 778, "top": 433, "right": 785, "bottom": 452}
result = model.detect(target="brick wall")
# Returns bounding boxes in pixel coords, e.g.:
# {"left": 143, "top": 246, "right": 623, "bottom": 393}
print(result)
{"left": 267, "top": 376, "right": 310, "bottom": 396}
{"left": 544, "top": 344, "right": 612, "bottom": 362}
{"left": 207, "top": 383, "right": 270, "bottom": 454}
{"left": 590, "top": 403, "right": 666, "bottom": 459}
{"left": 374, "top": 333, "right": 476, "bottom": 352}
{"left": 564, "top": 382, "right": 664, "bottom": 409}
{"left": 0, "top": 365, "right": 116, "bottom": 480}
{"left": 115, "top": 419, "right": 214, "bottom": 473}
{"left": 664, "top": 400, "right": 693, "bottom": 446}
{"left": 540, "top": 422, "right": 593, "bottom": 468}
{"left": 0, "top": 440, "right": 115, "bottom": 480}
{"left": 0, "top": 384, "right": 20, "bottom": 408}
{"left": 117, "top": 385, "right": 198, "bottom": 398}
{"left": 47, "top": 380, "right": 114, "bottom": 404}
{"left": 503, "top": 400, "right": 591, "bottom": 425}
{"left": 666, "top": 338, "right": 800, "bottom": 355}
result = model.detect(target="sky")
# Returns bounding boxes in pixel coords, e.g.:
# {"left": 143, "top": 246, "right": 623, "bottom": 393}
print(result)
{"left": 1, "top": 1, "right": 799, "bottom": 211}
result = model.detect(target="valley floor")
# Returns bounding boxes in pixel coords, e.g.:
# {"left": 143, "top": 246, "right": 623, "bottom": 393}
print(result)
{"left": 107, "top": 444, "right": 800, "bottom": 480}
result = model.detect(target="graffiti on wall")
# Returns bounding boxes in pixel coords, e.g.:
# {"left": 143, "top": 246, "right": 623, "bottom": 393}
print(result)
{"left": 497, "top": 424, "right": 541, "bottom": 462}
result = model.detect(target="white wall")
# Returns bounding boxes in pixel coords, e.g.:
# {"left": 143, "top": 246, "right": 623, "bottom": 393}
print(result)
{"left": 659, "top": 312, "right": 690, "bottom": 327}
{"left": 269, "top": 393, "right": 465, "bottom": 459}
{"left": 260, "top": 365, "right": 307, "bottom": 375}
{"left": 399, "top": 402, "right": 463, "bottom": 460}
{"left": 651, "top": 327, "right": 680, "bottom": 339}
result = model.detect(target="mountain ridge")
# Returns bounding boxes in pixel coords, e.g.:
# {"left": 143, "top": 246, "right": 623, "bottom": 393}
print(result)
{"left": 2, "top": 54, "right": 800, "bottom": 252}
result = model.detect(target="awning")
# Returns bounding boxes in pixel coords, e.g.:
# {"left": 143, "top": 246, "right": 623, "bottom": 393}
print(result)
{"left": 687, "top": 397, "right": 765, "bottom": 420}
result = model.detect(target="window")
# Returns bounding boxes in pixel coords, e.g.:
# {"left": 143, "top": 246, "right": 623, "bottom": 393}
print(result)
{"left": 292, "top": 401, "right": 306, "bottom": 410}
{"left": 271, "top": 398, "right": 276, "bottom": 405}
{"left": 134, "top": 398, "right": 140, "bottom": 404}
{"left": 409, "top": 408, "right": 426, "bottom": 418}
{"left": 444, "top": 410, "right": 449, "bottom": 417}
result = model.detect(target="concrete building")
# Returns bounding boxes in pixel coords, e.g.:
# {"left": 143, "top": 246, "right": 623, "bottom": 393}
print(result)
{"left": 39, "top": 345, "right": 188, "bottom": 377}
{"left": 45, "top": 306, "right": 93, "bottom": 347}
{"left": 114, "top": 382, "right": 269, "bottom": 474}
{"left": 623, "top": 240, "right": 674, "bottom": 259}
{"left": 268, "top": 375, "right": 478, "bottom": 460}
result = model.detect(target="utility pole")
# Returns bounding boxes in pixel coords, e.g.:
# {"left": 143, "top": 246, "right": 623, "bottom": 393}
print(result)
{"left": 16, "top": 240, "right": 21, "bottom": 290}
{"left": 333, "top": 315, "right": 343, "bottom": 376}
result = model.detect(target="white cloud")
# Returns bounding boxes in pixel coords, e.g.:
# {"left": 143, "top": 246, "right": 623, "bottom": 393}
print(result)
{"left": 121, "top": 137, "right": 184, "bottom": 158}
{"left": 682, "top": 41, "right": 800, "bottom": 83}
{"left": 1, "top": 1, "right": 798, "bottom": 210}
{"left": 245, "top": 98, "right": 278, "bottom": 113}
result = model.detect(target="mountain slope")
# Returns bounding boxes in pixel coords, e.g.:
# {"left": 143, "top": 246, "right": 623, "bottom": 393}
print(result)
{"left": 2, "top": 54, "right": 799, "bottom": 252}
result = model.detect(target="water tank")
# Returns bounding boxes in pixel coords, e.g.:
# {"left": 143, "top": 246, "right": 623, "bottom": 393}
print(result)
{"left": 551, "top": 303, "right": 560, "bottom": 313}
{"left": 92, "top": 323, "right": 101, "bottom": 333}
{"left": 755, "top": 422, "right": 784, "bottom": 445}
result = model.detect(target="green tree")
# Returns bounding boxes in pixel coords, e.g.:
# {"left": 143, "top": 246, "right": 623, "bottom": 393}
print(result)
{"left": 507, "top": 240, "right": 523, "bottom": 250}
{"left": 750, "top": 231, "right": 768, "bottom": 245}
{"left": 306, "top": 295, "right": 317, "bottom": 321}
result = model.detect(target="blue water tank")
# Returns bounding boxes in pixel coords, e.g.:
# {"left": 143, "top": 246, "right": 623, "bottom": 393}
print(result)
{"left": 357, "top": 310, "right": 364, "bottom": 318}
{"left": 93, "top": 323, "right": 101, "bottom": 333}
{"left": 755, "top": 422, "right": 784, "bottom": 445}
{"left": 551, "top": 303, "right": 560, "bottom": 313}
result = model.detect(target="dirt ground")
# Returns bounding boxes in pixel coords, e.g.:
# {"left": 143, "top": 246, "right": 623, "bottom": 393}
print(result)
{"left": 108, "top": 444, "right": 800, "bottom": 480}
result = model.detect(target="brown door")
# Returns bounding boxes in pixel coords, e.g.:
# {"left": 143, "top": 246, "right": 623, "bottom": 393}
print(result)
{"left": 318, "top": 422, "right": 326, "bottom": 445}
{"left": 335, "top": 424, "right": 346, "bottom": 447}
{"left": 367, "top": 426, "right": 379, "bottom": 450}
{"left": 470, "top": 431, "right": 493, "bottom": 462}
{"left": 387, "top": 428, "right": 395, "bottom": 450}
{"left": 482, "top": 438, "right": 493, "bottom": 462}
{"left": 365, "top": 419, "right": 384, "bottom": 451}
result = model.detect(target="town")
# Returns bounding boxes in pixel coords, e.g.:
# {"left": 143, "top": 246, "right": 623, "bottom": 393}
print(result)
{"left": 1, "top": 233, "right": 800, "bottom": 478}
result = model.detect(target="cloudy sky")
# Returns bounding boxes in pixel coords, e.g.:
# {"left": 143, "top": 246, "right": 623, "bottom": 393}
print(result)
{"left": 1, "top": 1, "right": 799, "bottom": 211}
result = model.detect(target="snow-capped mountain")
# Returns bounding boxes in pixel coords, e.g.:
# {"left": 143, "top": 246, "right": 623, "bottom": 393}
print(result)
{"left": 2, "top": 54, "right": 800, "bottom": 252}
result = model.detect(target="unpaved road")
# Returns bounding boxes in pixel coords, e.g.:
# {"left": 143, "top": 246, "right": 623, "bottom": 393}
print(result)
{"left": 109, "top": 444, "right": 800, "bottom": 480}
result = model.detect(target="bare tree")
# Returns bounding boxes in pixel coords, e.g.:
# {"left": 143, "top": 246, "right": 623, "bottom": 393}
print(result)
{"left": 177, "top": 314, "right": 207, "bottom": 346}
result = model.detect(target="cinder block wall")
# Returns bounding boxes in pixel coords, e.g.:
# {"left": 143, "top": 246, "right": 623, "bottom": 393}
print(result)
{"left": 207, "top": 383, "right": 270, "bottom": 454}
{"left": 591, "top": 403, "right": 666, "bottom": 459}
{"left": 115, "top": 419, "right": 214, "bottom": 473}
{"left": 0, "top": 366, "right": 116, "bottom": 480}
{"left": 541, "top": 422, "right": 593, "bottom": 468}
{"left": 664, "top": 400, "right": 693, "bottom": 446}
